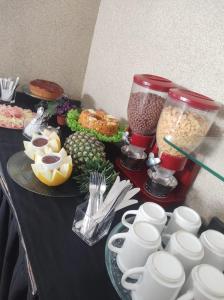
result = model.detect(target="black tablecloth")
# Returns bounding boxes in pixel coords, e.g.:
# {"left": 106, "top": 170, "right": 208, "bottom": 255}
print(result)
{"left": 1, "top": 94, "right": 224, "bottom": 300}
{"left": 0, "top": 93, "right": 120, "bottom": 300}
{"left": 0, "top": 194, "right": 33, "bottom": 300}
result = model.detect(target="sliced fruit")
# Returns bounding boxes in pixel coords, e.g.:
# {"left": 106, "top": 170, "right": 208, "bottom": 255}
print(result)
{"left": 49, "top": 131, "right": 61, "bottom": 142}
{"left": 59, "top": 163, "right": 72, "bottom": 177}
{"left": 59, "top": 148, "right": 67, "bottom": 159}
{"left": 24, "top": 130, "right": 61, "bottom": 161}
{"left": 24, "top": 149, "right": 35, "bottom": 161}
{"left": 48, "top": 138, "right": 61, "bottom": 152}
{"left": 31, "top": 161, "right": 72, "bottom": 186}
{"left": 34, "top": 154, "right": 42, "bottom": 164}
{"left": 61, "top": 155, "right": 72, "bottom": 165}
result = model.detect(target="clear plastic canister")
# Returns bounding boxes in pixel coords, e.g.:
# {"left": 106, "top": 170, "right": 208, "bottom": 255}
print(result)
{"left": 156, "top": 88, "right": 221, "bottom": 157}
{"left": 127, "top": 74, "right": 175, "bottom": 136}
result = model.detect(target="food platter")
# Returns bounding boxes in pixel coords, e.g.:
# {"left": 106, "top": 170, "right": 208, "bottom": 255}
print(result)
{"left": 7, "top": 151, "right": 80, "bottom": 197}
{"left": 0, "top": 104, "right": 35, "bottom": 130}
{"left": 105, "top": 218, "right": 134, "bottom": 300}
{"left": 22, "top": 85, "right": 63, "bottom": 101}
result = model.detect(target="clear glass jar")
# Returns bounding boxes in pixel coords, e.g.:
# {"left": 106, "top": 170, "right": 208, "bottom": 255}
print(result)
{"left": 127, "top": 74, "right": 175, "bottom": 136}
{"left": 156, "top": 89, "right": 221, "bottom": 157}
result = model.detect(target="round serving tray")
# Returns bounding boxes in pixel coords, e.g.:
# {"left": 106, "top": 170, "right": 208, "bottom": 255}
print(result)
{"left": 105, "top": 218, "right": 133, "bottom": 300}
{"left": 7, "top": 151, "right": 80, "bottom": 197}
{"left": 22, "top": 85, "right": 63, "bottom": 101}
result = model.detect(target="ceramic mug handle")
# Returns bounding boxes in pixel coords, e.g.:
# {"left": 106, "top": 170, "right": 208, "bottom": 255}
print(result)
{"left": 163, "top": 212, "right": 173, "bottom": 231}
{"left": 166, "top": 212, "right": 173, "bottom": 217}
{"left": 177, "top": 290, "right": 194, "bottom": 300}
{"left": 161, "top": 213, "right": 172, "bottom": 245}
{"left": 108, "top": 233, "right": 127, "bottom": 254}
{"left": 121, "top": 210, "right": 138, "bottom": 229}
{"left": 121, "top": 267, "right": 144, "bottom": 291}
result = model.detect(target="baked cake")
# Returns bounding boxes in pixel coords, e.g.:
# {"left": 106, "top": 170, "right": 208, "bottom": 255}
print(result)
{"left": 29, "top": 79, "right": 64, "bottom": 100}
{"left": 78, "top": 109, "right": 119, "bottom": 136}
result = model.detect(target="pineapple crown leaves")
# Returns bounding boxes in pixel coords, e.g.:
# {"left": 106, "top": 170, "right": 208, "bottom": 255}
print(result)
{"left": 66, "top": 109, "right": 125, "bottom": 143}
{"left": 73, "top": 159, "right": 118, "bottom": 194}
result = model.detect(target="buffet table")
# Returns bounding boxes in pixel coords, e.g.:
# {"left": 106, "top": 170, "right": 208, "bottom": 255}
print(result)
{"left": 0, "top": 93, "right": 121, "bottom": 300}
{"left": 1, "top": 93, "right": 224, "bottom": 300}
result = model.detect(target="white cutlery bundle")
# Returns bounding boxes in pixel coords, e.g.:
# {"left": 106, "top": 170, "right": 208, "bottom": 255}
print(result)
{"left": 72, "top": 173, "right": 139, "bottom": 246}
{"left": 0, "top": 77, "right": 19, "bottom": 102}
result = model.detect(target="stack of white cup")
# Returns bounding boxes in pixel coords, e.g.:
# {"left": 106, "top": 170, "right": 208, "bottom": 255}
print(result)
{"left": 108, "top": 202, "right": 224, "bottom": 300}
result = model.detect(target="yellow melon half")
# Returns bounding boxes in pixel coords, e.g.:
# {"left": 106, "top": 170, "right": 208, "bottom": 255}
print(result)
{"left": 31, "top": 162, "right": 72, "bottom": 186}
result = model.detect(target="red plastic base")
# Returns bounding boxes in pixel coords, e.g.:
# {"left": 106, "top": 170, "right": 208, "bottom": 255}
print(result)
{"left": 131, "top": 133, "right": 155, "bottom": 149}
{"left": 115, "top": 158, "right": 200, "bottom": 208}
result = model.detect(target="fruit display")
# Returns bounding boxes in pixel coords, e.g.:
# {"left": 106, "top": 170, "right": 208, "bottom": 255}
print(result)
{"left": 31, "top": 148, "right": 72, "bottom": 186}
{"left": 66, "top": 109, "right": 125, "bottom": 143}
{"left": 64, "top": 132, "right": 106, "bottom": 170}
{"left": 74, "top": 159, "right": 117, "bottom": 194}
{"left": 24, "top": 129, "right": 61, "bottom": 161}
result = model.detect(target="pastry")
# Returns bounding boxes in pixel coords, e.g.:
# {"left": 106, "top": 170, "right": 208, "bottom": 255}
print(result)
{"left": 78, "top": 109, "right": 119, "bottom": 136}
{"left": 29, "top": 79, "right": 64, "bottom": 100}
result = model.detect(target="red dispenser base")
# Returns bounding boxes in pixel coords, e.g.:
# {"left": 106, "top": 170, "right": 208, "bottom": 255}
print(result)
{"left": 115, "top": 158, "right": 200, "bottom": 208}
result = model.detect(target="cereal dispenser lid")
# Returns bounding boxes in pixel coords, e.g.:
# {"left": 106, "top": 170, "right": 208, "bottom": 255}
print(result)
{"left": 133, "top": 74, "right": 174, "bottom": 92}
{"left": 168, "top": 88, "right": 221, "bottom": 111}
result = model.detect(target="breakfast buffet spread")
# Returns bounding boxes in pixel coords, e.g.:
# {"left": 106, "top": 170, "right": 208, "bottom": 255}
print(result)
{"left": 2, "top": 75, "right": 224, "bottom": 300}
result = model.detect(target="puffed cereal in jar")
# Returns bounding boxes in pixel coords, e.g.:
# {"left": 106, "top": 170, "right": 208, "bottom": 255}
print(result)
{"left": 156, "top": 89, "right": 221, "bottom": 157}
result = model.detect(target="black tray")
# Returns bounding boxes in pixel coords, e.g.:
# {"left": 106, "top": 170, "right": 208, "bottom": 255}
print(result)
{"left": 7, "top": 151, "right": 79, "bottom": 197}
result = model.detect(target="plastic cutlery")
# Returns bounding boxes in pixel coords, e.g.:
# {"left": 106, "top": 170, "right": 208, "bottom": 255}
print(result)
{"left": 121, "top": 187, "right": 140, "bottom": 203}
{"left": 115, "top": 199, "right": 138, "bottom": 212}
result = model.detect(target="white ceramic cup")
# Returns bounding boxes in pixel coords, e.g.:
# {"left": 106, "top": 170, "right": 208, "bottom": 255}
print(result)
{"left": 200, "top": 230, "right": 224, "bottom": 272}
{"left": 164, "top": 206, "right": 201, "bottom": 236}
{"left": 122, "top": 251, "right": 185, "bottom": 300}
{"left": 108, "top": 221, "right": 161, "bottom": 274}
{"left": 177, "top": 264, "right": 224, "bottom": 300}
{"left": 41, "top": 154, "right": 62, "bottom": 170}
{"left": 165, "top": 230, "right": 204, "bottom": 278}
{"left": 122, "top": 202, "right": 167, "bottom": 233}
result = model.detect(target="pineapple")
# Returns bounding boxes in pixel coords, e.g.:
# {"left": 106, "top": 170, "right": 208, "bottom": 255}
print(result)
{"left": 64, "top": 132, "right": 106, "bottom": 170}
{"left": 74, "top": 159, "right": 118, "bottom": 194}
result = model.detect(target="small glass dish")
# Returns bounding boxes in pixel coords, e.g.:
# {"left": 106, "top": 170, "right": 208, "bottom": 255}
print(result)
{"left": 72, "top": 201, "right": 115, "bottom": 246}
{"left": 0, "top": 90, "right": 16, "bottom": 103}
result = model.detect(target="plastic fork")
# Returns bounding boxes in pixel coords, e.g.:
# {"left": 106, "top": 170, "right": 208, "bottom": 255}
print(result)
{"left": 98, "top": 174, "right": 106, "bottom": 209}
{"left": 80, "top": 172, "right": 100, "bottom": 235}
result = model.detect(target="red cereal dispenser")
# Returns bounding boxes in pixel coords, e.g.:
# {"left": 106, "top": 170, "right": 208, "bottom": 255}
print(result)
{"left": 115, "top": 86, "right": 221, "bottom": 208}
{"left": 146, "top": 88, "right": 221, "bottom": 197}
{"left": 121, "top": 74, "right": 175, "bottom": 171}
